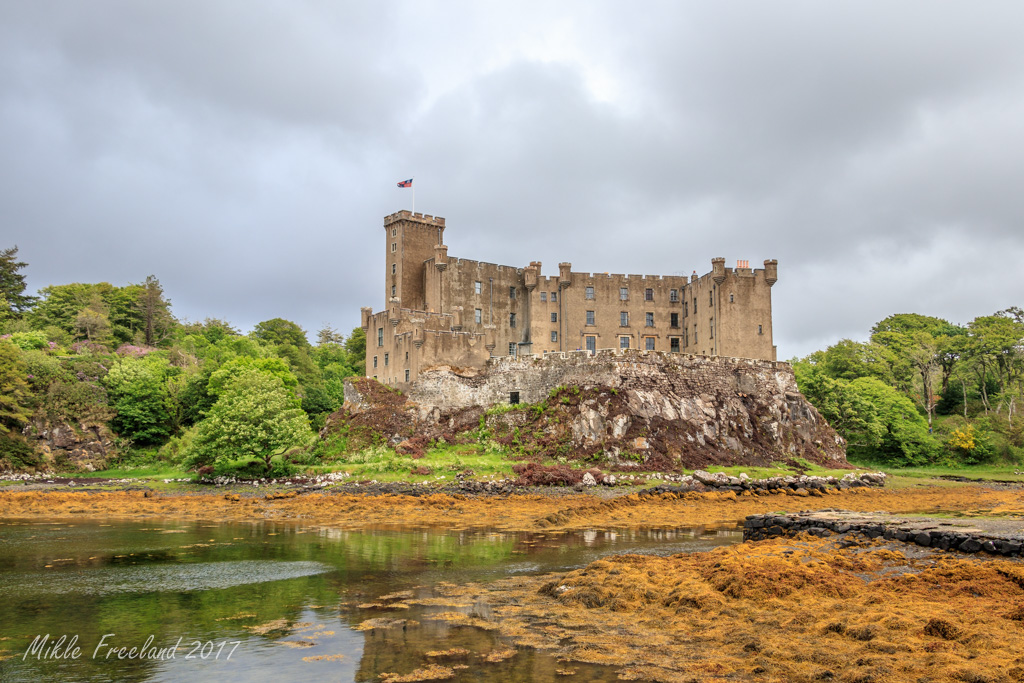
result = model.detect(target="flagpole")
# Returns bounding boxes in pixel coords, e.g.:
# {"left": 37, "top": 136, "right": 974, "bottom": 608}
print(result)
{"left": 412, "top": 178, "right": 415, "bottom": 214}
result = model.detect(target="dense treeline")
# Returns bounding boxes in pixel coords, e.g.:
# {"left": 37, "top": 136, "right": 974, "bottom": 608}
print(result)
{"left": 0, "top": 246, "right": 364, "bottom": 474}
{"left": 792, "top": 311, "right": 1024, "bottom": 467}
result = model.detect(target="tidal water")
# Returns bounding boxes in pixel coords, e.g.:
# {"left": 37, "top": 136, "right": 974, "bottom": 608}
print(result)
{"left": 0, "top": 518, "right": 740, "bottom": 682}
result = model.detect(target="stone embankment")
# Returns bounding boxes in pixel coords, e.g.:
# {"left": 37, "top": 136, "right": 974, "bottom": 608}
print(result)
{"left": 744, "top": 509, "right": 1024, "bottom": 557}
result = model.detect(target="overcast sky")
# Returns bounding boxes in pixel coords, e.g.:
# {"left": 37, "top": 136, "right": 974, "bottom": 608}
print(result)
{"left": 3, "top": 1, "right": 1023, "bottom": 359}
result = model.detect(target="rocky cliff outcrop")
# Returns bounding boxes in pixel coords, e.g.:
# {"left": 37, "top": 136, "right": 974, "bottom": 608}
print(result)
{"left": 331, "top": 350, "right": 848, "bottom": 469}
{"left": 19, "top": 418, "right": 116, "bottom": 472}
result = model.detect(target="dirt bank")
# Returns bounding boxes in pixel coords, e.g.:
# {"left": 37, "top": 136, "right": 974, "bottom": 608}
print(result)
{"left": 2, "top": 485, "right": 1023, "bottom": 532}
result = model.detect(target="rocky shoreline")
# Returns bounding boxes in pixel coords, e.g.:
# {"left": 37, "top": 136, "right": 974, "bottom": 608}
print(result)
{"left": 744, "top": 509, "right": 1024, "bottom": 557}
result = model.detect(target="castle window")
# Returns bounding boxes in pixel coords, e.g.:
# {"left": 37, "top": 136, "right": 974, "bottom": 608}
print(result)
{"left": 475, "top": 281, "right": 481, "bottom": 294}
{"left": 509, "top": 342, "right": 516, "bottom": 356}
{"left": 646, "top": 312, "right": 654, "bottom": 327}
{"left": 710, "top": 318, "right": 714, "bottom": 339}
{"left": 377, "top": 328, "right": 383, "bottom": 346}
{"left": 551, "top": 312, "right": 557, "bottom": 323}
{"left": 585, "top": 286, "right": 595, "bottom": 300}
{"left": 709, "top": 291, "right": 713, "bottom": 307}
{"left": 645, "top": 288, "right": 653, "bottom": 301}
{"left": 670, "top": 289, "right": 679, "bottom": 302}
{"left": 540, "top": 292, "right": 547, "bottom": 302}
{"left": 405, "top": 369, "right": 410, "bottom": 382}
{"left": 391, "top": 263, "right": 396, "bottom": 274}
{"left": 685, "top": 301, "right": 689, "bottom": 316}
{"left": 373, "top": 356, "right": 378, "bottom": 368}
{"left": 758, "top": 324, "right": 763, "bottom": 335}
{"left": 620, "top": 336, "right": 630, "bottom": 349}
{"left": 510, "top": 312, "right": 517, "bottom": 328}
{"left": 509, "top": 391, "right": 520, "bottom": 404}
{"left": 391, "top": 242, "right": 396, "bottom": 252}
{"left": 670, "top": 337, "right": 680, "bottom": 353}
{"left": 384, "top": 353, "right": 389, "bottom": 366}
{"left": 693, "top": 297, "right": 697, "bottom": 312}
{"left": 475, "top": 308, "right": 482, "bottom": 324}
{"left": 551, "top": 331, "right": 558, "bottom": 343}
{"left": 645, "top": 337, "right": 655, "bottom": 351}
{"left": 586, "top": 310, "right": 595, "bottom": 326}
{"left": 392, "top": 227, "right": 397, "bottom": 237}
{"left": 620, "top": 287, "right": 628, "bottom": 301}
{"left": 405, "top": 351, "right": 409, "bottom": 360}
{"left": 586, "top": 336, "right": 596, "bottom": 353}
{"left": 509, "top": 286, "right": 516, "bottom": 299}
{"left": 391, "top": 285, "right": 396, "bottom": 297}
{"left": 671, "top": 313, "right": 679, "bottom": 328}
{"left": 730, "top": 293, "right": 734, "bottom": 303}
{"left": 551, "top": 291, "right": 557, "bottom": 302}
{"left": 620, "top": 311, "right": 629, "bottom": 327}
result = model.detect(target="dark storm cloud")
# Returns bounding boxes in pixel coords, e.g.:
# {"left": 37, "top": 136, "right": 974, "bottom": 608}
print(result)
{"left": 3, "top": 1, "right": 1023, "bottom": 358}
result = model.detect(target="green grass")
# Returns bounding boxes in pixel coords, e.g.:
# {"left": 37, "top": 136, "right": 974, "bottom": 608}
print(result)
{"left": 308, "top": 443, "right": 523, "bottom": 483}
{"left": 81, "top": 465, "right": 192, "bottom": 480}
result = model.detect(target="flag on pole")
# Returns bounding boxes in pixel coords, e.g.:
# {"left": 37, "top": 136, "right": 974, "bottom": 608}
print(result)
{"left": 397, "top": 179, "right": 413, "bottom": 188}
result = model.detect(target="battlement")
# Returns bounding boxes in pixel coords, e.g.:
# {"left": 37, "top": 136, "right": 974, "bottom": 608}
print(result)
{"left": 384, "top": 210, "right": 446, "bottom": 227}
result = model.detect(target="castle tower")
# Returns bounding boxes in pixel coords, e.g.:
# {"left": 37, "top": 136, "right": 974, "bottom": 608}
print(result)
{"left": 383, "top": 210, "right": 446, "bottom": 311}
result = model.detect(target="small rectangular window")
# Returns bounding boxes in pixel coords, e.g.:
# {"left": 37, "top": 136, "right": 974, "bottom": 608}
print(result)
{"left": 729, "top": 293, "right": 734, "bottom": 303}
{"left": 509, "top": 312, "right": 517, "bottom": 328}
{"left": 670, "top": 289, "right": 679, "bottom": 302}
{"left": 670, "top": 337, "right": 680, "bottom": 353}
{"left": 586, "top": 336, "right": 596, "bottom": 353}
{"left": 646, "top": 312, "right": 654, "bottom": 327}
{"left": 758, "top": 324, "right": 763, "bottom": 335}
{"left": 391, "top": 263, "right": 396, "bottom": 274}
{"left": 509, "top": 286, "right": 516, "bottom": 299}
{"left": 620, "top": 311, "right": 629, "bottom": 327}
{"left": 586, "top": 310, "right": 595, "bottom": 326}
{"left": 551, "top": 291, "right": 557, "bottom": 302}
{"left": 645, "top": 337, "right": 655, "bottom": 350}
{"left": 391, "top": 227, "right": 397, "bottom": 237}
{"left": 384, "top": 353, "right": 389, "bottom": 366}
{"left": 645, "top": 288, "right": 653, "bottom": 301}
{"left": 509, "top": 342, "right": 516, "bottom": 356}
{"left": 373, "top": 356, "right": 378, "bottom": 368}
{"left": 710, "top": 318, "right": 714, "bottom": 339}
{"left": 671, "top": 313, "right": 679, "bottom": 328}
{"left": 551, "top": 331, "right": 558, "bottom": 342}
{"left": 585, "top": 286, "right": 595, "bottom": 300}
{"left": 391, "top": 285, "right": 396, "bottom": 297}
{"left": 377, "top": 328, "right": 383, "bottom": 346}
{"left": 405, "top": 369, "right": 410, "bottom": 382}
{"left": 540, "top": 292, "right": 547, "bottom": 302}
{"left": 551, "top": 312, "right": 557, "bottom": 323}
{"left": 509, "top": 391, "right": 520, "bottom": 405}
{"left": 709, "top": 291, "right": 713, "bottom": 307}
{"left": 620, "top": 336, "right": 630, "bottom": 349}
{"left": 475, "top": 308, "right": 482, "bottom": 324}
{"left": 391, "top": 242, "right": 396, "bottom": 252}
{"left": 620, "top": 287, "right": 628, "bottom": 301}
{"left": 405, "top": 351, "right": 409, "bottom": 360}
{"left": 475, "top": 281, "right": 481, "bottom": 294}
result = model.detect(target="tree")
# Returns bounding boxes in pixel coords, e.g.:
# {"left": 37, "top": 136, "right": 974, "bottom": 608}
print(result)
{"left": 134, "top": 275, "right": 175, "bottom": 346}
{"left": 317, "top": 325, "right": 345, "bottom": 346}
{"left": 345, "top": 326, "right": 366, "bottom": 375}
{"left": 74, "top": 294, "right": 112, "bottom": 343}
{"left": 103, "top": 357, "right": 172, "bottom": 445}
{"left": 0, "top": 341, "right": 34, "bottom": 432}
{"left": 0, "top": 246, "right": 37, "bottom": 315}
{"left": 186, "top": 368, "right": 312, "bottom": 472}
{"left": 252, "top": 318, "right": 310, "bottom": 349}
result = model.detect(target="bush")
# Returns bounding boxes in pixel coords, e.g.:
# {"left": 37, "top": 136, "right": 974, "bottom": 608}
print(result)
{"left": 0, "top": 434, "right": 42, "bottom": 471}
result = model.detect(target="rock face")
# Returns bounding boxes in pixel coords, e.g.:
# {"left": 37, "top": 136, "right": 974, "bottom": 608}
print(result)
{"left": 335, "top": 350, "right": 849, "bottom": 469}
{"left": 20, "top": 418, "right": 115, "bottom": 472}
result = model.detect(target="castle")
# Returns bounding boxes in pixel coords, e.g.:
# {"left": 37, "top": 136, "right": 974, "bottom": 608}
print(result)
{"left": 361, "top": 210, "right": 778, "bottom": 386}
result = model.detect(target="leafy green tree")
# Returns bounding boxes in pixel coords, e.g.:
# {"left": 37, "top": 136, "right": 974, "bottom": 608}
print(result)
{"left": 74, "top": 294, "right": 112, "bottom": 343}
{"left": 186, "top": 368, "right": 313, "bottom": 472}
{"left": 103, "top": 357, "right": 172, "bottom": 445}
{"left": 0, "top": 246, "right": 37, "bottom": 315}
{"left": 345, "top": 326, "right": 366, "bottom": 375}
{"left": 207, "top": 356, "right": 298, "bottom": 398}
{"left": 0, "top": 341, "right": 34, "bottom": 432}
{"left": 253, "top": 318, "right": 310, "bottom": 349}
